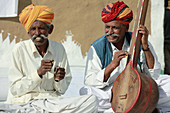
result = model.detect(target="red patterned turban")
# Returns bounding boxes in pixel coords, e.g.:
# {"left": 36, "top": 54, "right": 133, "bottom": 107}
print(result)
{"left": 19, "top": 4, "right": 54, "bottom": 32}
{"left": 101, "top": 1, "right": 133, "bottom": 24}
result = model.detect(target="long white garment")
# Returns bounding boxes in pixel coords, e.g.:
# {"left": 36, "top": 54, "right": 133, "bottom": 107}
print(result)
{"left": 7, "top": 39, "right": 72, "bottom": 104}
{"left": 0, "top": 94, "right": 98, "bottom": 113}
{"left": 81, "top": 38, "right": 163, "bottom": 112}
{"left": 0, "top": 0, "right": 18, "bottom": 17}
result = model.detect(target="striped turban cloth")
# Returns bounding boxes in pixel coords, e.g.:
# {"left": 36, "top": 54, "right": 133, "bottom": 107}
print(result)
{"left": 101, "top": 1, "right": 133, "bottom": 24}
{"left": 19, "top": 4, "right": 54, "bottom": 32}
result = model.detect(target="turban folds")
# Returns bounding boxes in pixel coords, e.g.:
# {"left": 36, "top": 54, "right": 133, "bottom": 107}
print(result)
{"left": 19, "top": 4, "right": 54, "bottom": 32}
{"left": 101, "top": 1, "right": 133, "bottom": 24}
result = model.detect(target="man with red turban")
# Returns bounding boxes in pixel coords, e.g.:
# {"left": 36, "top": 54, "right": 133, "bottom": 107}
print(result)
{"left": 80, "top": 1, "right": 162, "bottom": 112}
{"left": 0, "top": 4, "right": 98, "bottom": 112}
{"left": 101, "top": 1, "right": 133, "bottom": 24}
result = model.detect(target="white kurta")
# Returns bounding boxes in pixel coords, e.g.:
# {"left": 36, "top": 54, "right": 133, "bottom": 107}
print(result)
{"left": 80, "top": 38, "right": 170, "bottom": 112}
{"left": 4, "top": 39, "right": 98, "bottom": 113}
{"left": 7, "top": 39, "right": 72, "bottom": 104}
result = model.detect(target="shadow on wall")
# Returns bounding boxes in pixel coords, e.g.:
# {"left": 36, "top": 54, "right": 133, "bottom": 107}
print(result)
{"left": 0, "top": 0, "right": 32, "bottom": 22}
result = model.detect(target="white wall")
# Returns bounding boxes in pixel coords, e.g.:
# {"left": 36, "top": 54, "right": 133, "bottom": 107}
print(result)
{"left": 149, "top": 0, "right": 164, "bottom": 70}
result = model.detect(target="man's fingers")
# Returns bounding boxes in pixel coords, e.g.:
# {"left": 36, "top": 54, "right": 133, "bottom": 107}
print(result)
{"left": 118, "top": 55, "right": 127, "bottom": 60}
{"left": 41, "top": 68, "right": 51, "bottom": 72}
{"left": 46, "top": 62, "right": 53, "bottom": 66}
{"left": 54, "top": 67, "right": 66, "bottom": 81}
{"left": 59, "top": 71, "right": 66, "bottom": 75}
{"left": 59, "top": 75, "right": 65, "bottom": 79}
{"left": 38, "top": 60, "right": 54, "bottom": 76}
{"left": 42, "top": 60, "right": 53, "bottom": 63}
{"left": 56, "top": 70, "right": 66, "bottom": 75}
{"left": 54, "top": 72, "right": 65, "bottom": 81}
{"left": 119, "top": 52, "right": 128, "bottom": 57}
{"left": 41, "top": 60, "right": 53, "bottom": 67}
{"left": 56, "top": 67, "right": 65, "bottom": 72}
{"left": 138, "top": 25, "right": 149, "bottom": 34}
{"left": 116, "top": 51, "right": 128, "bottom": 57}
{"left": 42, "top": 65, "right": 52, "bottom": 69}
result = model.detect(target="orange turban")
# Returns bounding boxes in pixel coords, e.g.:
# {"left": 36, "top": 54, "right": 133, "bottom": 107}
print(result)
{"left": 101, "top": 1, "right": 133, "bottom": 25}
{"left": 19, "top": 4, "right": 54, "bottom": 32}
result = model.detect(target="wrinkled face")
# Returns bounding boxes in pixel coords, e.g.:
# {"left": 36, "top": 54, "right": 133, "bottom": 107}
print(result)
{"left": 105, "top": 20, "right": 128, "bottom": 44}
{"left": 28, "top": 20, "right": 49, "bottom": 46}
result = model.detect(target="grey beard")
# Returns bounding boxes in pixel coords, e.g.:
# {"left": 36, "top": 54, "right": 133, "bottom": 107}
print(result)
{"left": 106, "top": 33, "right": 119, "bottom": 37}
{"left": 31, "top": 34, "right": 48, "bottom": 40}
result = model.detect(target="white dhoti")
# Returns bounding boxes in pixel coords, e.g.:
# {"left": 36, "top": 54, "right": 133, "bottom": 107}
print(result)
{"left": 80, "top": 87, "right": 113, "bottom": 113}
{"left": 0, "top": 94, "right": 98, "bottom": 113}
{"left": 156, "top": 75, "right": 170, "bottom": 113}
{"left": 80, "top": 75, "right": 170, "bottom": 113}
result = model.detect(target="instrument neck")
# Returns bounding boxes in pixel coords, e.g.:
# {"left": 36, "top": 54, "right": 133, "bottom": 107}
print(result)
{"left": 127, "top": 0, "right": 149, "bottom": 68}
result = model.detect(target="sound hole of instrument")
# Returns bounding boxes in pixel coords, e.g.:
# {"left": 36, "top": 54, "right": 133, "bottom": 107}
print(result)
{"left": 119, "top": 94, "right": 127, "bottom": 100}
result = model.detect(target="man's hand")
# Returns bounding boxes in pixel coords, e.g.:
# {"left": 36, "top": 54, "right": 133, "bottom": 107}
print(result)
{"left": 138, "top": 25, "right": 154, "bottom": 69}
{"left": 111, "top": 50, "right": 128, "bottom": 68}
{"left": 37, "top": 59, "right": 53, "bottom": 78}
{"left": 104, "top": 50, "right": 128, "bottom": 82}
{"left": 54, "top": 67, "right": 66, "bottom": 82}
{"left": 138, "top": 25, "right": 149, "bottom": 49}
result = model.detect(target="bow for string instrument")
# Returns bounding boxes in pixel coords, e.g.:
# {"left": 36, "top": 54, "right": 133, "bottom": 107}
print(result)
{"left": 111, "top": 0, "right": 159, "bottom": 112}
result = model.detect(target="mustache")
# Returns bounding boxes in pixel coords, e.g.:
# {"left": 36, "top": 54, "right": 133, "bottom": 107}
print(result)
{"left": 106, "top": 33, "right": 119, "bottom": 37}
{"left": 31, "top": 34, "right": 48, "bottom": 40}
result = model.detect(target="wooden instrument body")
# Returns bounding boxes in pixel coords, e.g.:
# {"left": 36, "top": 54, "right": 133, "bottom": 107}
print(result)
{"left": 111, "top": 0, "right": 159, "bottom": 112}
{"left": 111, "top": 62, "right": 159, "bottom": 113}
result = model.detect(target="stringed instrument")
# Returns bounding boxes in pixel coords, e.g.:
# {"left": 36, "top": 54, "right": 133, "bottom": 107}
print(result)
{"left": 111, "top": 0, "right": 159, "bottom": 112}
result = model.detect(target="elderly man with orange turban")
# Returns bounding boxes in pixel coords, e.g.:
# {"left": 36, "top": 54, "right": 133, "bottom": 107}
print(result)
{"left": 80, "top": 1, "right": 162, "bottom": 112}
{"left": 0, "top": 4, "right": 98, "bottom": 113}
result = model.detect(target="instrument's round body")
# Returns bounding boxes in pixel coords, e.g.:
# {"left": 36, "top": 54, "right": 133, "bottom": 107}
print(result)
{"left": 111, "top": 62, "right": 159, "bottom": 113}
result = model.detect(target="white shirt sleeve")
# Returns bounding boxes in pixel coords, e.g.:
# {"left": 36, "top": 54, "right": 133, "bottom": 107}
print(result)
{"left": 84, "top": 46, "right": 117, "bottom": 89}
